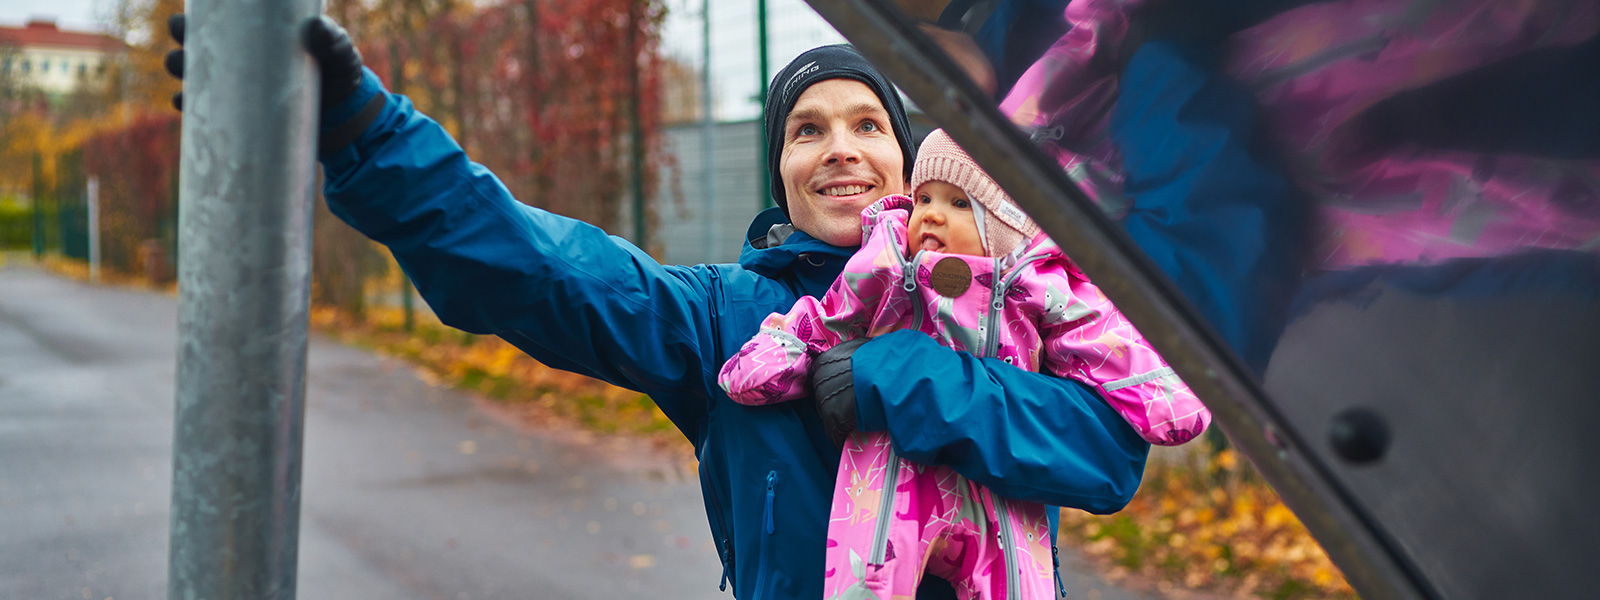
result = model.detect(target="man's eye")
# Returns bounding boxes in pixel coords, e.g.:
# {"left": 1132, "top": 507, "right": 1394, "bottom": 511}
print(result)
{"left": 859, "top": 121, "right": 878, "bottom": 133}
{"left": 798, "top": 124, "right": 820, "bottom": 136}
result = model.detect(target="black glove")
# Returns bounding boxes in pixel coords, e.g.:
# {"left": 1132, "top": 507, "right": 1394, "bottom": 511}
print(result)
{"left": 164, "top": 14, "right": 365, "bottom": 111}
{"left": 303, "top": 16, "right": 365, "bottom": 110}
{"left": 812, "top": 338, "right": 867, "bottom": 448}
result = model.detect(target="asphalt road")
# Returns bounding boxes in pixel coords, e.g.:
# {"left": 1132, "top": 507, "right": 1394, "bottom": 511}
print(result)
{"left": 0, "top": 263, "right": 1159, "bottom": 600}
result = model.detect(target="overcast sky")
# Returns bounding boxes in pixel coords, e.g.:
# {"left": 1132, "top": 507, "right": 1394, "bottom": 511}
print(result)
{"left": 2, "top": 0, "right": 112, "bottom": 32}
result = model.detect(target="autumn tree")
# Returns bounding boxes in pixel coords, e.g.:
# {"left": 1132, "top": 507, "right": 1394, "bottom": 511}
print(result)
{"left": 318, "top": 0, "right": 671, "bottom": 315}
{"left": 359, "top": 0, "right": 670, "bottom": 237}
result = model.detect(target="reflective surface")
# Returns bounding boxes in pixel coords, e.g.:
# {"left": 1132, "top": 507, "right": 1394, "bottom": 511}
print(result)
{"left": 807, "top": 0, "right": 1600, "bottom": 597}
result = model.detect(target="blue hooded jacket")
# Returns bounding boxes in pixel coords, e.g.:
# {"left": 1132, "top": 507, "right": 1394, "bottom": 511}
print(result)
{"left": 316, "top": 68, "right": 1149, "bottom": 600}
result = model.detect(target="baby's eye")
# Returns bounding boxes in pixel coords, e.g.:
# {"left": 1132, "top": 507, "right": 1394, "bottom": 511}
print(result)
{"left": 954, "top": 198, "right": 971, "bottom": 209}
{"left": 918, "top": 194, "right": 932, "bottom": 204}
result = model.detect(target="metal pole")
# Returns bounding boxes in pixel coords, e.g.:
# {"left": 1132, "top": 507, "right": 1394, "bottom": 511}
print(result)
{"left": 87, "top": 177, "right": 100, "bottom": 283}
{"left": 31, "top": 152, "right": 44, "bottom": 257}
{"left": 390, "top": 42, "right": 415, "bottom": 333}
{"left": 700, "top": 0, "right": 715, "bottom": 260}
{"left": 168, "top": 0, "right": 319, "bottom": 596}
{"left": 628, "top": 0, "right": 649, "bottom": 251}
{"left": 757, "top": 0, "right": 771, "bottom": 209}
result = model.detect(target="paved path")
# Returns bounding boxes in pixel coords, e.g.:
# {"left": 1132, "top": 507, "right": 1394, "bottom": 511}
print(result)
{"left": 0, "top": 263, "right": 1157, "bottom": 600}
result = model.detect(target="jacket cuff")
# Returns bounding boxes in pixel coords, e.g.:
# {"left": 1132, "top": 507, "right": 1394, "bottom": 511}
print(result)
{"left": 318, "top": 67, "right": 387, "bottom": 153}
{"left": 850, "top": 333, "right": 900, "bottom": 433}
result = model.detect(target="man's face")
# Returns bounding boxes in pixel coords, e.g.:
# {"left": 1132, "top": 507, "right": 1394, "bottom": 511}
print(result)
{"left": 779, "top": 79, "right": 908, "bottom": 247}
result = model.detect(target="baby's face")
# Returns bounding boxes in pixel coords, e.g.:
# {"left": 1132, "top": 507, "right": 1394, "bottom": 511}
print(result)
{"left": 907, "top": 180, "right": 984, "bottom": 256}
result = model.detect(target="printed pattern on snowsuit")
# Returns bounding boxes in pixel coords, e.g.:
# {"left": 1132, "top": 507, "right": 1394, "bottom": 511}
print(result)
{"left": 823, "top": 431, "right": 1058, "bottom": 600}
{"left": 718, "top": 195, "right": 1207, "bottom": 600}
{"left": 719, "top": 194, "right": 1206, "bottom": 446}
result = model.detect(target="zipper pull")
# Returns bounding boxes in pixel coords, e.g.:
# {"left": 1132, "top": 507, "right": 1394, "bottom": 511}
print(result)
{"left": 764, "top": 471, "right": 778, "bottom": 534}
{"left": 992, "top": 258, "right": 1007, "bottom": 311}
{"left": 902, "top": 250, "right": 922, "bottom": 292}
{"left": 719, "top": 539, "right": 732, "bottom": 592}
{"left": 1053, "top": 545, "right": 1067, "bottom": 598}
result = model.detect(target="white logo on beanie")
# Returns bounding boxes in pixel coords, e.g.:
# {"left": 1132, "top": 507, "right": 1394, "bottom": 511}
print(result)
{"left": 784, "top": 62, "right": 820, "bottom": 94}
{"left": 996, "top": 204, "right": 1028, "bottom": 227}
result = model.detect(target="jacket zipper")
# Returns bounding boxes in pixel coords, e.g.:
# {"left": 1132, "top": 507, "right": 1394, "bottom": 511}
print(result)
{"left": 982, "top": 255, "right": 1045, "bottom": 600}
{"left": 700, "top": 444, "right": 734, "bottom": 593}
{"left": 718, "top": 541, "right": 733, "bottom": 592}
{"left": 982, "top": 254, "right": 1047, "bottom": 359}
{"left": 994, "top": 495, "right": 1021, "bottom": 600}
{"left": 869, "top": 446, "right": 903, "bottom": 564}
{"left": 1053, "top": 545, "right": 1067, "bottom": 598}
{"left": 752, "top": 470, "right": 778, "bottom": 600}
{"left": 899, "top": 249, "right": 927, "bottom": 332}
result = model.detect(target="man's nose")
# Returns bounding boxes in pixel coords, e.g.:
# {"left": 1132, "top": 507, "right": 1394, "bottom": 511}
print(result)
{"left": 823, "top": 131, "right": 862, "bottom": 165}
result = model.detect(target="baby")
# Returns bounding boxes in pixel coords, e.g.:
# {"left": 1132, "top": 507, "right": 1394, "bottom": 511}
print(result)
{"left": 719, "top": 129, "right": 1209, "bottom": 600}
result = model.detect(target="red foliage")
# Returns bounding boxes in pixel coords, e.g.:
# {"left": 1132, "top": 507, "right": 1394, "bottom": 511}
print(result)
{"left": 81, "top": 112, "right": 180, "bottom": 228}
{"left": 359, "top": 0, "right": 668, "bottom": 234}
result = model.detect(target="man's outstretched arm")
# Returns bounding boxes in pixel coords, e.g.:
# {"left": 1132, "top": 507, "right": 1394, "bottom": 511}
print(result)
{"left": 169, "top": 15, "right": 726, "bottom": 431}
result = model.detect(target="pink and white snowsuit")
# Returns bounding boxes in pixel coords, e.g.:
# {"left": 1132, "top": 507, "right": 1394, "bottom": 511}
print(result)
{"left": 718, "top": 195, "right": 1208, "bottom": 600}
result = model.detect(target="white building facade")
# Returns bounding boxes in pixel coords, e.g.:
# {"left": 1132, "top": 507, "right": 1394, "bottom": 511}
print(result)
{"left": 0, "top": 19, "right": 120, "bottom": 95}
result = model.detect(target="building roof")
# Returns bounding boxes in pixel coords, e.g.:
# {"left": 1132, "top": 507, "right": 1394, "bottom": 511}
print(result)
{"left": 0, "top": 19, "right": 122, "bottom": 52}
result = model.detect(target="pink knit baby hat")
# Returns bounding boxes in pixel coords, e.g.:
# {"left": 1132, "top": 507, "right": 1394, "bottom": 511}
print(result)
{"left": 910, "top": 129, "right": 1041, "bottom": 257}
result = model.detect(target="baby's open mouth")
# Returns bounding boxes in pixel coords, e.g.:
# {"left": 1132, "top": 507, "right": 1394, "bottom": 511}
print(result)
{"left": 918, "top": 234, "right": 944, "bottom": 252}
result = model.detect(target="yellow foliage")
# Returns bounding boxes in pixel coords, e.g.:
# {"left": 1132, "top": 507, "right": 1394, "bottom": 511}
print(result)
{"left": 314, "top": 302, "right": 681, "bottom": 446}
{"left": 1060, "top": 441, "right": 1356, "bottom": 599}
{"left": 1, "top": 103, "right": 146, "bottom": 193}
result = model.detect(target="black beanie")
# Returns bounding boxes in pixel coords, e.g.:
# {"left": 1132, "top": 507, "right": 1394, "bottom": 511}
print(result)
{"left": 764, "top": 44, "right": 916, "bottom": 216}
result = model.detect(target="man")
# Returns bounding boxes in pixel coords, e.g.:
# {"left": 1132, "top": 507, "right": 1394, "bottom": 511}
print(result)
{"left": 168, "top": 17, "right": 1149, "bottom": 599}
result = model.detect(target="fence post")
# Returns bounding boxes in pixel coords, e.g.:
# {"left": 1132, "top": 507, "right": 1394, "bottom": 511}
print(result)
{"left": 756, "top": 0, "right": 771, "bottom": 210}
{"left": 31, "top": 152, "right": 44, "bottom": 257}
{"left": 167, "top": 0, "right": 320, "bottom": 597}
{"left": 389, "top": 42, "right": 416, "bottom": 332}
{"left": 87, "top": 177, "right": 100, "bottom": 283}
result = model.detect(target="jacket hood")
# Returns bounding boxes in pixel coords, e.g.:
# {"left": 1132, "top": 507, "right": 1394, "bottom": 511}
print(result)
{"left": 739, "top": 207, "right": 857, "bottom": 279}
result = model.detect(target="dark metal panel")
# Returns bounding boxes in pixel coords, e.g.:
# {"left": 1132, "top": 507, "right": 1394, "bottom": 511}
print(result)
{"left": 1264, "top": 278, "right": 1600, "bottom": 599}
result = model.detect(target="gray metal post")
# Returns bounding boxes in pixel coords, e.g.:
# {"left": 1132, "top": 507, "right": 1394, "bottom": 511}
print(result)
{"left": 389, "top": 42, "right": 416, "bottom": 333}
{"left": 31, "top": 152, "right": 44, "bottom": 257}
{"left": 168, "top": 0, "right": 320, "bottom": 596}
{"left": 700, "top": 0, "right": 715, "bottom": 258}
{"left": 757, "top": 0, "right": 772, "bottom": 209}
{"left": 87, "top": 177, "right": 100, "bottom": 283}
{"left": 628, "top": 0, "right": 648, "bottom": 250}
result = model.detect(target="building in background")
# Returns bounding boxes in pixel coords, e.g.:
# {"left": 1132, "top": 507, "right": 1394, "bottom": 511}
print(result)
{"left": 0, "top": 18, "right": 121, "bottom": 96}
